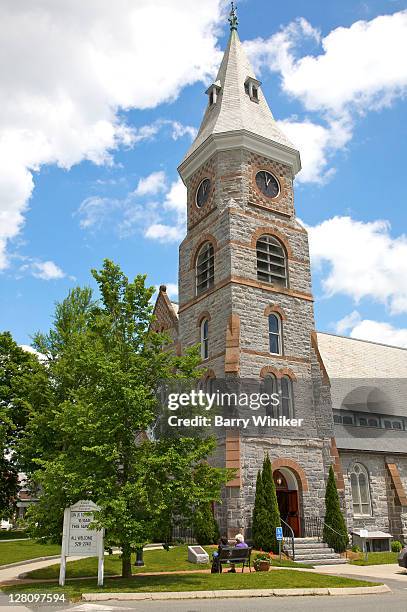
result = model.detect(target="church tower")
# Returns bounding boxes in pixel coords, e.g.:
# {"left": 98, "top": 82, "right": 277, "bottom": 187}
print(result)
{"left": 176, "top": 6, "right": 336, "bottom": 537}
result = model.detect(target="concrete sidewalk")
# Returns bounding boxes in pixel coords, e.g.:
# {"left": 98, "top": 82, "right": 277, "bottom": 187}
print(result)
{"left": 313, "top": 562, "right": 407, "bottom": 583}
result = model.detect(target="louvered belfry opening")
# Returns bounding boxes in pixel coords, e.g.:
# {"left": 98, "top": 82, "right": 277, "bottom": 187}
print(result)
{"left": 196, "top": 242, "right": 214, "bottom": 295}
{"left": 256, "top": 235, "right": 287, "bottom": 286}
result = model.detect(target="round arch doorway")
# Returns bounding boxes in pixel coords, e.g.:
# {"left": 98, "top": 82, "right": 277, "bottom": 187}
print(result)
{"left": 273, "top": 468, "right": 301, "bottom": 537}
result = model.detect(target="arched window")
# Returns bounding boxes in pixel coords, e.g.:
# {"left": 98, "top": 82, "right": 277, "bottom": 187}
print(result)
{"left": 350, "top": 463, "right": 372, "bottom": 516}
{"left": 196, "top": 242, "right": 214, "bottom": 295}
{"left": 262, "top": 374, "right": 278, "bottom": 417}
{"left": 256, "top": 235, "right": 287, "bottom": 286}
{"left": 268, "top": 313, "right": 282, "bottom": 355}
{"left": 280, "top": 376, "right": 294, "bottom": 418}
{"left": 200, "top": 318, "right": 209, "bottom": 360}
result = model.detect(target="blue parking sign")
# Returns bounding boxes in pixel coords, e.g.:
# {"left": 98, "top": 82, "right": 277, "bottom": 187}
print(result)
{"left": 276, "top": 527, "right": 283, "bottom": 540}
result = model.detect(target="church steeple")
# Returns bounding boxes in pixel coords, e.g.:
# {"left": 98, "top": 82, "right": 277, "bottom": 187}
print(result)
{"left": 179, "top": 11, "right": 301, "bottom": 180}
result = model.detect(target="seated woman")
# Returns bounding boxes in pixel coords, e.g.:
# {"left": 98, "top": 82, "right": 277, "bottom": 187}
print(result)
{"left": 211, "top": 536, "right": 229, "bottom": 573}
{"left": 228, "top": 533, "right": 248, "bottom": 573}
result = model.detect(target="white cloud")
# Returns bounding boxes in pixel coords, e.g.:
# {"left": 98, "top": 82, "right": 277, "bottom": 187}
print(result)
{"left": 335, "top": 310, "right": 407, "bottom": 348}
{"left": 77, "top": 177, "right": 186, "bottom": 243}
{"left": 246, "top": 11, "right": 407, "bottom": 115}
{"left": 134, "top": 171, "right": 166, "bottom": 197}
{"left": 278, "top": 118, "right": 352, "bottom": 183}
{"left": 20, "top": 260, "right": 66, "bottom": 280}
{"left": 335, "top": 310, "right": 362, "bottom": 335}
{"left": 307, "top": 216, "right": 407, "bottom": 314}
{"left": 144, "top": 178, "right": 187, "bottom": 243}
{"left": 0, "top": 0, "right": 223, "bottom": 268}
{"left": 245, "top": 11, "right": 407, "bottom": 183}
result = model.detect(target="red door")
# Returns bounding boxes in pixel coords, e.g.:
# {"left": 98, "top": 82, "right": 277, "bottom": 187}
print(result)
{"left": 287, "top": 491, "right": 300, "bottom": 537}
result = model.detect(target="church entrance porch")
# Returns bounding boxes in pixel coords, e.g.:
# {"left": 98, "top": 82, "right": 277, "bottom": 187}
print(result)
{"left": 274, "top": 468, "right": 301, "bottom": 537}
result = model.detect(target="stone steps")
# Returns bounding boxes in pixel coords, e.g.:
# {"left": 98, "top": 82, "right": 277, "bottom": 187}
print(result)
{"left": 283, "top": 537, "right": 348, "bottom": 566}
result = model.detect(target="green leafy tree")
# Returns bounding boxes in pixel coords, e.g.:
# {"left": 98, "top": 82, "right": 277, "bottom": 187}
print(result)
{"left": 323, "top": 465, "right": 349, "bottom": 553}
{"left": 21, "top": 260, "right": 231, "bottom": 577}
{"left": 252, "top": 469, "right": 266, "bottom": 549}
{"left": 0, "top": 332, "right": 50, "bottom": 517}
{"left": 252, "top": 455, "right": 280, "bottom": 552}
{"left": 192, "top": 502, "right": 220, "bottom": 545}
{"left": 262, "top": 454, "right": 281, "bottom": 553}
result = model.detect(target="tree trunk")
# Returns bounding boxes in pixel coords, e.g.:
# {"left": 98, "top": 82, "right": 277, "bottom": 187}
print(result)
{"left": 121, "top": 544, "right": 132, "bottom": 578}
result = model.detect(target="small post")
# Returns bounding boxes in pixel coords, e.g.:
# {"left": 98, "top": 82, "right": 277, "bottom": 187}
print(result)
{"left": 59, "top": 555, "right": 66, "bottom": 587}
{"left": 97, "top": 528, "right": 104, "bottom": 586}
{"left": 134, "top": 547, "right": 145, "bottom": 567}
{"left": 279, "top": 540, "right": 282, "bottom": 561}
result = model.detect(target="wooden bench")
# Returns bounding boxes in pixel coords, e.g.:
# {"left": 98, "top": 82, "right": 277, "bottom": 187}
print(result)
{"left": 216, "top": 546, "right": 252, "bottom": 573}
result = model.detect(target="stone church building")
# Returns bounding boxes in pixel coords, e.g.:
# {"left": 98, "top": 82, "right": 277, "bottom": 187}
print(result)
{"left": 153, "top": 13, "right": 407, "bottom": 547}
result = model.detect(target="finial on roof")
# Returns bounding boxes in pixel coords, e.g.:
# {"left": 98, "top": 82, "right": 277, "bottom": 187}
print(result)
{"left": 159, "top": 284, "right": 167, "bottom": 292}
{"left": 228, "top": 2, "right": 238, "bottom": 31}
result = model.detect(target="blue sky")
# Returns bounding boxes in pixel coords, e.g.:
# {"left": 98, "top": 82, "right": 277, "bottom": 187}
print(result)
{"left": 1, "top": 0, "right": 407, "bottom": 347}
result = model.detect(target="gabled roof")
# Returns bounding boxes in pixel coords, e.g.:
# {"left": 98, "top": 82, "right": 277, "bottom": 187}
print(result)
{"left": 182, "top": 29, "right": 297, "bottom": 162}
{"left": 316, "top": 332, "right": 407, "bottom": 379}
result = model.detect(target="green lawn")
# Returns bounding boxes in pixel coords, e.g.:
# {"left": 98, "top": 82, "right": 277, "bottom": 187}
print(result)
{"left": 25, "top": 546, "right": 312, "bottom": 580}
{"left": 350, "top": 551, "right": 399, "bottom": 565}
{"left": 0, "top": 540, "right": 61, "bottom": 566}
{"left": 1, "top": 571, "right": 380, "bottom": 601}
{"left": 0, "top": 531, "right": 28, "bottom": 541}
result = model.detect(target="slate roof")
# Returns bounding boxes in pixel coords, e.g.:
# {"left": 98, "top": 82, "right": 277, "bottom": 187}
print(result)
{"left": 316, "top": 332, "right": 407, "bottom": 379}
{"left": 183, "top": 29, "right": 296, "bottom": 161}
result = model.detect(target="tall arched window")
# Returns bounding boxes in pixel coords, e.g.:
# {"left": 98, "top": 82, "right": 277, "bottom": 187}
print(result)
{"left": 256, "top": 235, "right": 287, "bottom": 286}
{"left": 268, "top": 313, "right": 282, "bottom": 355}
{"left": 350, "top": 463, "right": 372, "bottom": 516}
{"left": 200, "top": 318, "right": 209, "bottom": 360}
{"left": 262, "top": 374, "right": 278, "bottom": 417}
{"left": 196, "top": 242, "right": 214, "bottom": 295}
{"left": 280, "top": 376, "right": 294, "bottom": 418}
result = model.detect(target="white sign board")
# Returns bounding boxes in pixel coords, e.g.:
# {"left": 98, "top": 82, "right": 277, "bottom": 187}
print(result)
{"left": 359, "top": 529, "right": 369, "bottom": 539}
{"left": 188, "top": 545, "right": 209, "bottom": 564}
{"left": 59, "top": 500, "right": 104, "bottom": 586}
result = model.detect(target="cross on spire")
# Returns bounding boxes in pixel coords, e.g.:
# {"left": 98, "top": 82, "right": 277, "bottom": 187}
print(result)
{"left": 228, "top": 2, "right": 238, "bottom": 31}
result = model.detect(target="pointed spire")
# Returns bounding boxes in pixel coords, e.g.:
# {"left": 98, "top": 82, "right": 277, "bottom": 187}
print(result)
{"left": 179, "top": 18, "right": 301, "bottom": 178}
{"left": 228, "top": 2, "right": 238, "bottom": 31}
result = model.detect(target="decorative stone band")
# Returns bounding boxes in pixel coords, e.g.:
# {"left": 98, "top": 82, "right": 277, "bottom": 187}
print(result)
{"left": 178, "top": 276, "right": 313, "bottom": 313}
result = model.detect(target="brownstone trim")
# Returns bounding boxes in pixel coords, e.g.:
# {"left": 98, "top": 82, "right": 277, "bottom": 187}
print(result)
{"left": 271, "top": 458, "right": 309, "bottom": 492}
{"left": 190, "top": 234, "right": 219, "bottom": 271}
{"left": 197, "top": 311, "right": 211, "bottom": 326}
{"left": 386, "top": 463, "right": 407, "bottom": 506}
{"left": 242, "top": 348, "right": 309, "bottom": 365}
{"left": 229, "top": 207, "right": 307, "bottom": 235}
{"left": 225, "top": 314, "right": 240, "bottom": 374}
{"left": 260, "top": 366, "right": 280, "bottom": 378}
{"left": 264, "top": 304, "right": 287, "bottom": 320}
{"left": 311, "top": 331, "right": 330, "bottom": 386}
{"left": 250, "top": 227, "right": 293, "bottom": 258}
{"left": 330, "top": 438, "right": 345, "bottom": 491}
{"left": 279, "top": 368, "right": 297, "bottom": 381}
{"left": 248, "top": 200, "right": 291, "bottom": 218}
{"left": 178, "top": 276, "right": 313, "bottom": 314}
{"left": 226, "top": 429, "right": 241, "bottom": 487}
{"left": 230, "top": 276, "right": 313, "bottom": 301}
{"left": 201, "top": 368, "right": 216, "bottom": 380}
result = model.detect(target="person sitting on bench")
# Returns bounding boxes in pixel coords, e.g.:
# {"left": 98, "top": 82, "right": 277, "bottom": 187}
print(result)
{"left": 211, "top": 536, "right": 229, "bottom": 573}
{"left": 228, "top": 533, "right": 248, "bottom": 573}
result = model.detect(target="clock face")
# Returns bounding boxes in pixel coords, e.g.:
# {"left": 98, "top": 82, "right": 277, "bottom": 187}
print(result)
{"left": 195, "top": 178, "right": 211, "bottom": 208}
{"left": 255, "top": 171, "right": 279, "bottom": 198}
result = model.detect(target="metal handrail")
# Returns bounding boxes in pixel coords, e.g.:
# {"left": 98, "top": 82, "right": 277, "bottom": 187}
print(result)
{"left": 280, "top": 518, "right": 295, "bottom": 561}
{"left": 321, "top": 520, "right": 347, "bottom": 541}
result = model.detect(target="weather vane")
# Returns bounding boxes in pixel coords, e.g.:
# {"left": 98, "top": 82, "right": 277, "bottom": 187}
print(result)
{"left": 228, "top": 2, "right": 238, "bottom": 31}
